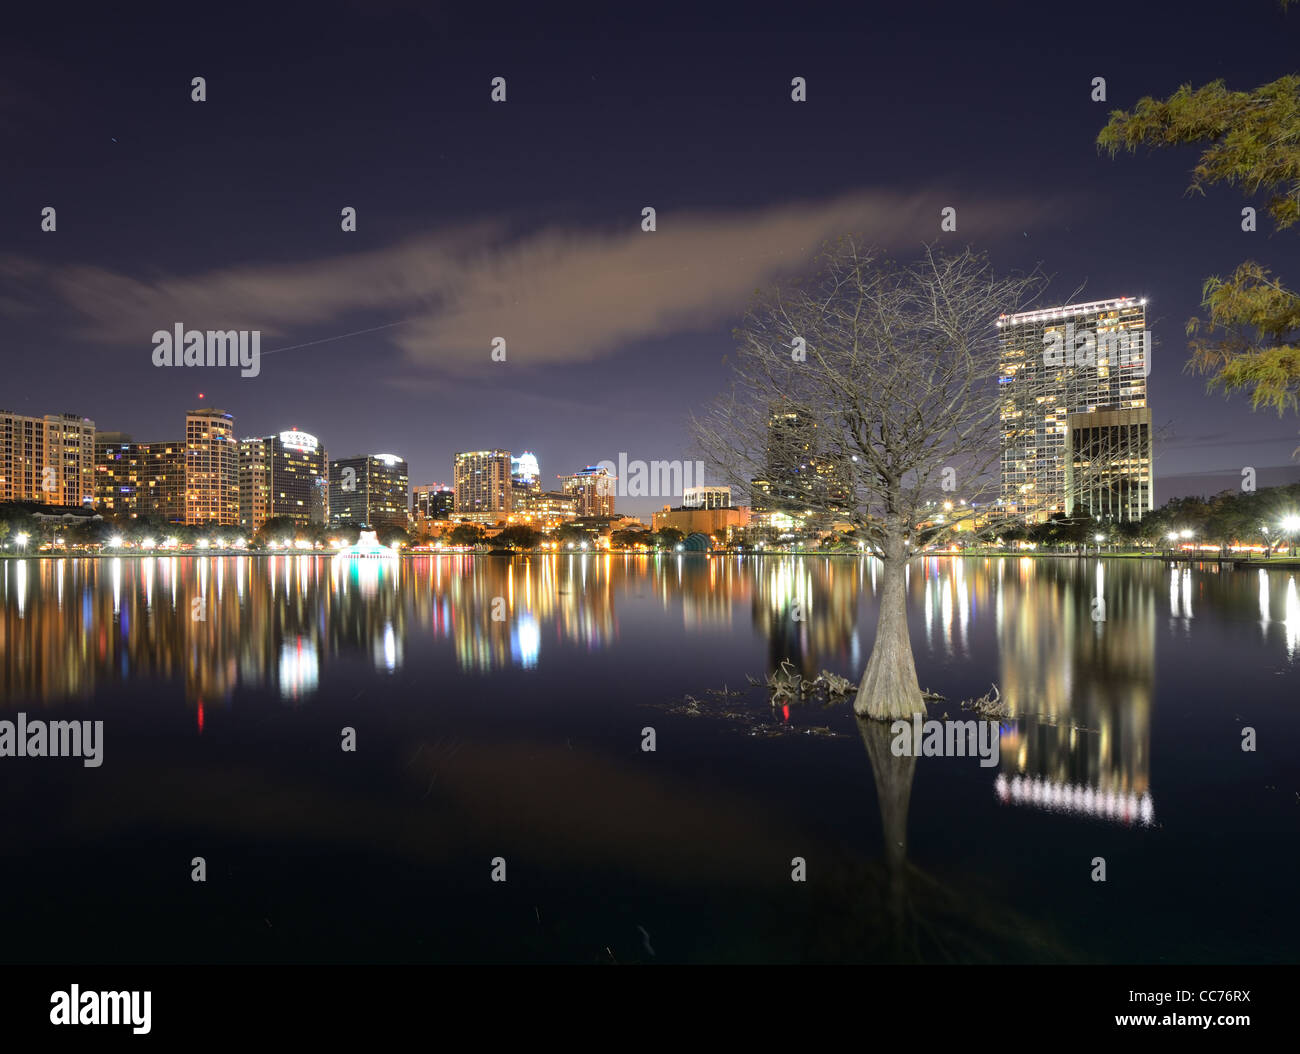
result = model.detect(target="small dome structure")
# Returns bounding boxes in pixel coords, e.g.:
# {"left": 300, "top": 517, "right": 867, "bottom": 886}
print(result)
{"left": 682, "top": 532, "right": 713, "bottom": 552}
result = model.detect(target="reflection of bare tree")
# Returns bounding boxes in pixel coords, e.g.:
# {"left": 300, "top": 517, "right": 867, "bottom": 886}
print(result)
{"left": 859, "top": 715, "right": 914, "bottom": 955}
{"left": 799, "top": 711, "right": 1071, "bottom": 963}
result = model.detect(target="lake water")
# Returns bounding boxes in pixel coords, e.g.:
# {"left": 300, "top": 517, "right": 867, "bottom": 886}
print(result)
{"left": 1, "top": 554, "right": 1297, "bottom": 963}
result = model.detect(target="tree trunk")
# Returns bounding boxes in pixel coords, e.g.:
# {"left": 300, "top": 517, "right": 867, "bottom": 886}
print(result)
{"left": 854, "top": 546, "right": 924, "bottom": 721}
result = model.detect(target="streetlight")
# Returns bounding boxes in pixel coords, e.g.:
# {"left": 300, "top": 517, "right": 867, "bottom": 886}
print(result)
{"left": 1281, "top": 515, "right": 1300, "bottom": 556}
{"left": 15, "top": 531, "right": 29, "bottom": 552}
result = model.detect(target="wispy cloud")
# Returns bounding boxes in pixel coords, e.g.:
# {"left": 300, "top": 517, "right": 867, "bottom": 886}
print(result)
{"left": 24, "top": 190, "right": 1060, "bottom": 372}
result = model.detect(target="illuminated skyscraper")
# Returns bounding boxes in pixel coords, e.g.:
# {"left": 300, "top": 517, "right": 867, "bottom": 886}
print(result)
{"left": 238, "top": 429, "right": 330, "bottom": 531}
{"left": 94, "top": 433, "right": 141, "bottom": 515}
{"left": 510, "top": 451, "right": 541, "bottom": 509}
{"left": 185, "top": 409, "right": 239, "bottom": 525}
{"left": 412, "top": 484, "right": 455, "bottom": 520}
{"left": 558, "top": 465, "right": 616, "bottom": 517}
{"left": 0, "top": 410, "right": 96, "bottom": 506}
{"left": 143, "top": 441, "right": 187, "bottom": 522}
{"left": 997, "top": 297, "right": 1152, "bottom": 523}
{"left": 330, "top": 453, "right": 410, "bottom": 530}
{"left": 751, "top": 405, "right": 850, "bottom": 517}
{"left": 309, "top": 477, "right": 329, "bottom": 526}
{"left": 454, "top": 450, "right": 512, "bottom": 517}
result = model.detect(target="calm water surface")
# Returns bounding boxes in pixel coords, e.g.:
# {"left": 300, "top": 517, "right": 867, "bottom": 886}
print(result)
{"left": 1, "top": 554, "right": 1297, "bottom": 963}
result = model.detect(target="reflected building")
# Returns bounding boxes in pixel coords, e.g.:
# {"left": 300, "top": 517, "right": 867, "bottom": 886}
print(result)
{"left": 992, "top": 557, "right": 1156, "bottom": 823}
{"left": 748, "top": 555, "right": 862, "bottom": 677}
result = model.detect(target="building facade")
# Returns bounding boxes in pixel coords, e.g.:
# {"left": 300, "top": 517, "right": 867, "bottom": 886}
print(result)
{"left": 238, "top": 429, "right": 329, "bottom": 531}
{"left": 0, "top": 410, "right": 96, "bottom": 507}
{"left": 510, "top": 490, "right": 577, "bottom": 532}
{"left": 558, "top": 465, "right": 616, "bottom": 517}
{"left": 329, "top": 453, "right": 410, "bottom": 530}
{"left": 682, "top": 485, "right": 731, "bottom": 509}
{"left": 751, "top": 405, "right": 851, "bottom": 517}
{"left": 186, "top": 409, "right": 239, "bottom": 525}
{"left": 94, "top": 433, "right": 141, "bottom": 515}
{"left": 1065, "top": 408, "right": 1154, "bottom": 522}
{"left": 510, "top": 451, "right": 541, "bottom": 509}
{"left": 454, "top": 450, "right": 512, "bottom": 517}
{"left": 309, "top": 477, "right": 329, "bottom": 525}
{"left": 143, "top": 442, "right": 187, "bottom": 522}
{"left": 997, "top": 297, "right": 1152, "bottom": 523}
{"left": 413, "top": 484, "right": 455, "bottom": 521}
{"left": 653, "top": 504, "right": 752, "bottom": 540}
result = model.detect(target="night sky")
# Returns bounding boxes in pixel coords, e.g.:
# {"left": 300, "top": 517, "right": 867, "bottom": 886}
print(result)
{"left": 3, "top": 0, "right": 1298, "bottom": 516}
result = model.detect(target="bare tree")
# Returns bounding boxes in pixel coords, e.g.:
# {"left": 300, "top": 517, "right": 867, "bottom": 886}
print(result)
{"left": 693, "top": 239, "right": 1044, "bottom": 721}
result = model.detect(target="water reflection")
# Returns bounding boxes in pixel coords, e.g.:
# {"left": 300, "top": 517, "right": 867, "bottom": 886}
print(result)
{"left": 993, "top": 558, "right": 1156, "bottom": 825}
{"left": 1, "top": 554, "right": 1296, "bottom": 731}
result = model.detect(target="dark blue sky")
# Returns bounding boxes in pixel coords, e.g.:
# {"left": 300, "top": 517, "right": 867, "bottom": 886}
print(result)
{"left": 2, "top": 0, "right": 1298, "bottom": 515}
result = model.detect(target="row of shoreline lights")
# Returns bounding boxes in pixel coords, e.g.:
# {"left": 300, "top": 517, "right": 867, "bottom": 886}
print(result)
{"left": 1165, "top": 515, "right": 1300, "bottom": 546}
{"left": 8, "top": 513, "right": 1298, "bottom": 553}
{"left": 5, "top": 534, "right": 606, "bottom": 553}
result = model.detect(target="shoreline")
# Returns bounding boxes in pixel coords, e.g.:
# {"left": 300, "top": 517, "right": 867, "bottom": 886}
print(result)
{"left": 3, "top": 550, "right": 1298, "bottom": 570}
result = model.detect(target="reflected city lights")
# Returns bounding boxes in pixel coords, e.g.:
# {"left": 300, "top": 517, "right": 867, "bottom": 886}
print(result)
{"left": 279, "top": 637, "right": 320, "bottom": 699}
{"left": 995, "top": 773, "right": 1155, "bottom": 826}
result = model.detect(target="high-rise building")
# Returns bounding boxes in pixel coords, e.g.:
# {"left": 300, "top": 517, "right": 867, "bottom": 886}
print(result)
{"left": 412, "top": 484, "right": 455, "bottom": 520}
{"left": 94, "top": 432, "right": 141, "bottom": 515}
{"left": 997, "top": 297, "right": 1152, "bottom": 522}
{"left": 238, "top": 429, "right": 329, "bottom": 531}
{"left": 751, "top": 405, "right": 850, "bottom": 516}
{"left": 309, "top": 477, "right": 329, "bottom": 526}
{"left": 510, "top": 451, "right": 541, "bottom": 509}
{"left": 0, "top": 410, "right": 96, "bottom": 506}
{"left": 330, "top": 454, "right": 410, "bottom": 530}
{"left": 558, "top": 465, "right": 616, "bottom": 517}
{"left": 511, "top": 490, "right": 577, "bottom": 532}
{"left": 142, "top": 441, "right": 187, "bottom": 522}
{"left": 454, "top": 450, "right": 512, "bottom": 516}
{"left": 95, "top": 416, "right": 231, "bottom": 524}
{"left": 186, "top": 409, "right": 239, "bottom": 525}
{"left": 1065, "top": 409, "right": 1154, "bottom": 522}
{"left": 238, "top": 437, "right": 271, "bottom": 529}
{"left": 683, "top": 485, "right": 732, "bottom": 509}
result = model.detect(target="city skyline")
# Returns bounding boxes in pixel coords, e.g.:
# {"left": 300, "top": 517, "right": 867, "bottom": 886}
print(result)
{"left": 3, "top": 1, "right": 1298, "bottom": 519}
{"left": 1, "top": 0, "right": 1297, "bottom": 986}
